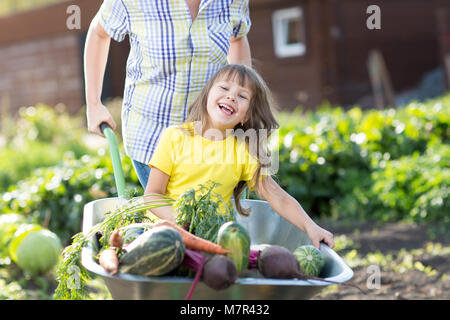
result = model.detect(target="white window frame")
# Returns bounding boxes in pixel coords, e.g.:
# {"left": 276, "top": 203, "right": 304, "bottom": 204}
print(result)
{"left": 272, "top": 7, "right": 306, "bottom": 58}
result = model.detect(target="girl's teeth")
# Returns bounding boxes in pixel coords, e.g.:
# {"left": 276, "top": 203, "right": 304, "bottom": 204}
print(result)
{"left": 219, "top": 104, "right": 233, "bottom": 113}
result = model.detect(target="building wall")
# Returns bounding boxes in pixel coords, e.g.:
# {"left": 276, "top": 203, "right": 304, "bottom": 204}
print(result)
{"left": 248, "top": 0, "right": 328, "bottom": 111}
{"left": 1, "top": 0, "right": 328, "bottom": 114}
{"left": 332, "top": 0, "right": 441, "bottom": 106}
{"left": 0, "top": 0, "right": 446, "bottom": 115}
{"left": 250, "top": 0, "right": 445, "bottom": 110}
{"left": 435, "top": 0, "right": 450, "bottom": 89}
{"left": 0, "top": 33, "right": 83, "bottom": 113}
{"left": 0, "top": 0, "right": 102, "bottom": 114}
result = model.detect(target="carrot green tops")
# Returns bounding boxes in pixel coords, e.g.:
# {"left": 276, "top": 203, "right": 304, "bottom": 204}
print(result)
{"left": 149, "top": 122, "right": 264, "bottom": 210}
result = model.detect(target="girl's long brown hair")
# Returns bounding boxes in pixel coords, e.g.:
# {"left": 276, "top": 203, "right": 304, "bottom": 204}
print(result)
{"left": 184, "top": 64, "right": 279, "bottom": 216}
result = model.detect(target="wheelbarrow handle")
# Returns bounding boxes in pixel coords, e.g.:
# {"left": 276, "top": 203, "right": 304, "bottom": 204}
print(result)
{"left": 100, "top": 122, "right": 126, "bottom": 199}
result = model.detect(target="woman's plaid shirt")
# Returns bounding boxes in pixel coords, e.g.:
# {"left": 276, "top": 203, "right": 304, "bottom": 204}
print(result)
{"left": 98, "top": 0, "right": 251, "bottom": 164}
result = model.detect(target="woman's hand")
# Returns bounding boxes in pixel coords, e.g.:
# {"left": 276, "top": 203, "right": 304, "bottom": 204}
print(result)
{"left": 86, "top": 102, "right": 116, "bottom": 137}
{"left": 305, "top": 223, "right": 335, "bottom": 249}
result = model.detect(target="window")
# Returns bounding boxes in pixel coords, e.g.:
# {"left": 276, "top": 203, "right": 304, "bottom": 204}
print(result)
{"left": 272, "top": 7, "right": 306, "bottom": 58}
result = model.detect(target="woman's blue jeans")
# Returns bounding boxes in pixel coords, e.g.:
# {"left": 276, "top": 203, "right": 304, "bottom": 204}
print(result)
{"left": 132, "top": 159, "right": 151, "bottom": 190}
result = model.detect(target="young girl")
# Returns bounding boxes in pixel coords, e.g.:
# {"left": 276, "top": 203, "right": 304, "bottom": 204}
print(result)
{"left": 144, "top": 64, "right": 334, "bottom": 249}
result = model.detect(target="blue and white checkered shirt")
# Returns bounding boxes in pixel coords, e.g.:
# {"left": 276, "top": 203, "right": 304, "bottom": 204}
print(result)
{"left": 98, "top": 0, "right": 251, "bottom": 164}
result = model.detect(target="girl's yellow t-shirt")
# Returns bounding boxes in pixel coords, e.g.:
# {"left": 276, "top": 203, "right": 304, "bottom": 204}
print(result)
{"left": 149, "top": 122, "right": 262, "bottom": 211}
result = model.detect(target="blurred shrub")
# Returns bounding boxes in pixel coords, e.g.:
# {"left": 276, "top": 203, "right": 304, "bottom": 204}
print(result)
{"left": 0, "top": 152, "right": 141, "bottom": 245}
{"left": 272, "top": 94, "right": 449, "bottom": 232}
{"left": 372, "top": 145, "right": 448, "bottom": 223}
{"left": 0, "top": 99, "right": 125, "bottom": 192}
{"left": 331, "top": 145, "right": 449, "bottom": 226}
{"left": 0, "top": 100, "right": 140, "bottom": 244}
{"left": 0, "top": 104, "right": 92, "bottom": 192}
{"left": 274, "top": 106, "right": 372, "bottom": 216}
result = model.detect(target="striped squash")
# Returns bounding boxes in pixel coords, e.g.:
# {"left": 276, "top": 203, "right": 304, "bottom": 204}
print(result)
{"left": 119, "top": 226, "right": 185, "bottom": 276}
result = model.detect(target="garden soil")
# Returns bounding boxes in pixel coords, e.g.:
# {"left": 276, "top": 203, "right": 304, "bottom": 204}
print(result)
{"left": 313, "top": 220, "right": 450, "bottom": 300}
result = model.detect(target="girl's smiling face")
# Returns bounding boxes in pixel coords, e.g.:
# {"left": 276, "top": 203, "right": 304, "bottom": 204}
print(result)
{"left": 205, "top": 76, "right": 252, "bottom": 136}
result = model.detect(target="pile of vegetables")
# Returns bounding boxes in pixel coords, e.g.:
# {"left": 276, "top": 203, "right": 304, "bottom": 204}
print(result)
{"left": 54, "top": 182, "right": 362, "bottom": 300}
{"left": 53, "top": 194, "right": 174, "bottom": 300}
{"left": 53, "top": 182, "right": 234, "bottom": 299}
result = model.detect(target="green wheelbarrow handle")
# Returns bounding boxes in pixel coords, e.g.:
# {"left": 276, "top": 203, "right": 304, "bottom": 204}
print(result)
{"left": 100, "top": 122, "right": 126, "bottom": 199}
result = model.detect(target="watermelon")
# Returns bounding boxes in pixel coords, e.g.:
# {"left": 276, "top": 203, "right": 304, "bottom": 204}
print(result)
{"left": 217, "top": 221, "right": 250, "bottom": 272}
{"left": 119, "top": 226, "right": 185, "bottom": 276}
{"left": 293, "top": 245, "right": 325, "bottom": 277}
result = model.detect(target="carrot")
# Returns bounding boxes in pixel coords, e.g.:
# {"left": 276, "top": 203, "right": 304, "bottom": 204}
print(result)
{"left": 154, "top": 220, "right": 229, "bottom": 255}
{"left": 109, "top": 229, "right": 123, "bottom": 248}
{"left": 99, "top": 248, "right": 119, "bottom": 275}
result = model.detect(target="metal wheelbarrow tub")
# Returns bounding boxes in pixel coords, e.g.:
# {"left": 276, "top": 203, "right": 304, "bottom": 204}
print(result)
{"left": 81, "top": 197, "right": 353, "bottom": 300}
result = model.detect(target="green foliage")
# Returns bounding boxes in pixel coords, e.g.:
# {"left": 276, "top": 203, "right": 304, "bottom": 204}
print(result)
{"left": 274, "top": 94, "right": 450, "bottom": 232}
{"left": 340, "top": 242, "right": 450, "bottom": 277}
{"left": 0, "top": 142, "right": 66, "bottom": 192}
{"left": 175, "top": 181, "right": 236, "bottom": 242}
{"left": 0, "top": 154, "right": 141, "bottom": 245}
{"left": 0, "top": 214, "right": 27, "bottom": 259}
{"left": 276, "top": 108, "right": 372, "bottom": 216}
{"left": 370, "top": 145, "right": 449, "bottom": 224}
{"left": 0, "top": 103, "right": 141, "bottom": 245}
{"left": 0, "top": 105, "right": 93, "bottom": 192}
{"left": 0, "top": 265, "right": 56, "bottom": 300}
{"left": 52, "top": 232, "right": 91, "bottom": 300}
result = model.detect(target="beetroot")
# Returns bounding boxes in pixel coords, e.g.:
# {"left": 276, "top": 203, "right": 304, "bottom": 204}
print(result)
{"left": 258, "top": 245, "right": 299, "bottom": 279}
{"left": 258, "top": 245, "right": 366, "bottom": 294}
{"left": 181, "top": 249, "right": 207, "bottom": 300}
{"left": 248, "top": 249, "right": 260, "bottom": 269}
{"left": 202, "top": 255, "right": 238, "bottom": 290}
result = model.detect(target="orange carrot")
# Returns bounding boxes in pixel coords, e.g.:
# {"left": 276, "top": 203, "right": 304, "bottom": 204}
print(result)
{"left": 155, "top": 220, "right": 229, "bottom": 255}
{"left": 99, "top": 248, "right": 119, "bottom": 275}
{"left": 109, "top": 229, "right": 123, "bottom": 248}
